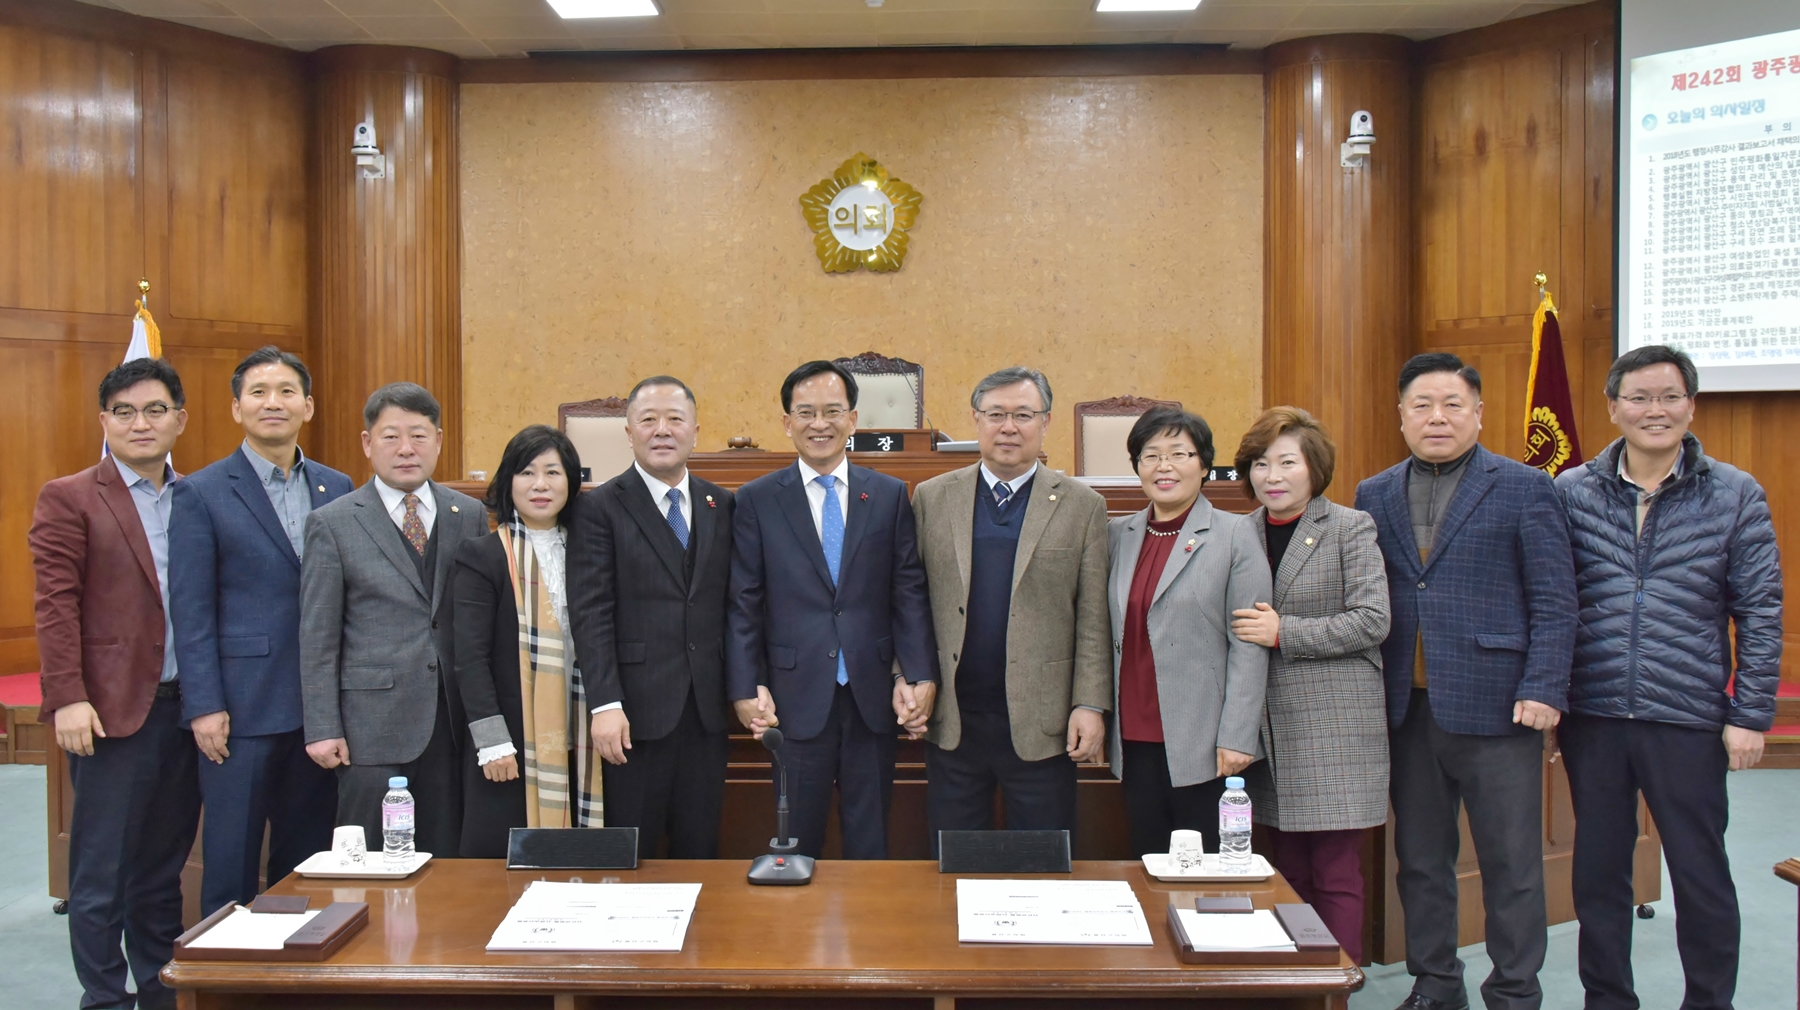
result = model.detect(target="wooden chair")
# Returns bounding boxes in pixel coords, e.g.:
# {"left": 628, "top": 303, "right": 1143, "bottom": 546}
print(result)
{"left": 833, "top": 351, "right": 924, "bottom": 430}
{"left": 1072, "top": 395, "right": 1182, "bottom": 476}
{"left": 557, "top": 396, "right": 632, "bottom": 484}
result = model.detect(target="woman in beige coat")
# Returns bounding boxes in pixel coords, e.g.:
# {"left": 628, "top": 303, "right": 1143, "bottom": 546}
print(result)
{"left": 1230, "top": 406, "right": 1390, "bottom": 964}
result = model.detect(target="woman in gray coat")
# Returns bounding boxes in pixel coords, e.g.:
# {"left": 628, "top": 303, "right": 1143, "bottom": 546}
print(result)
{"left": 1229, "top": 406, "right": 1389, "bottom": 964}
{"left": 1108, "top": 406, "right": 1272, "bottom": 859}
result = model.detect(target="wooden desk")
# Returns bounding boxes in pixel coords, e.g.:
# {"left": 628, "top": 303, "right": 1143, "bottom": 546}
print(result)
{"left": 163, "top": 859, "right": 1363, "bottom": 1009}
{"left": 1779, "top": 858, "right": 1800, "bottom": 1010}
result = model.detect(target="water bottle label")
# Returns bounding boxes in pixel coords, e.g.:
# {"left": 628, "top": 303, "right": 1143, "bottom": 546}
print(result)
{"left": 1220, "top": 811, "right": 1251, "bottom": 833}
{"left": 383, "top": 804, "right": 414, "bottom": 832}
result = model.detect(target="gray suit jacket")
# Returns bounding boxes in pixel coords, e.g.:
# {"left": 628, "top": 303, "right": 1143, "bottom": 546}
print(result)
{"left": 1107, "top": 496, "right": 1271, "bottom": 788}
{"left": 1244, "top": 496, "right": 1390, "bottom": 831}
{"left": 299, "top": 479, "right": 488, "bottom": 766}
{"left": 913, "top": 465, "right": 1113, "bottom": 762}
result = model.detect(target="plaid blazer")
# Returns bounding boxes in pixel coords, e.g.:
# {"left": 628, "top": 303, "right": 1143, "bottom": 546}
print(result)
{"left": 1243, "top": 496, "right": 1391, "bottom": 832}
{"left": 1354, "top": 444, "right": 1577, "bottom": 736}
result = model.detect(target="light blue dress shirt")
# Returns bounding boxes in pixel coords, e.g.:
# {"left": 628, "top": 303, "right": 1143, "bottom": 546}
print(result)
{"left": 112, "top": 455, "right": 179, "bottom": 683}
{"left": 241, "top": 441, "right": 314, "bottom": 560}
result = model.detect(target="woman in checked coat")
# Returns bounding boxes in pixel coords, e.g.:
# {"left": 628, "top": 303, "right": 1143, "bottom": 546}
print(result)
{"left": 1229, "top": 406, "right": 1390, "bottom": 965}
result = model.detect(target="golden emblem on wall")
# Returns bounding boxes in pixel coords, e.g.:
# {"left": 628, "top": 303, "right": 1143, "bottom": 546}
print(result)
{"left": 799, "top": 153, "right": 922, "bottom": 273}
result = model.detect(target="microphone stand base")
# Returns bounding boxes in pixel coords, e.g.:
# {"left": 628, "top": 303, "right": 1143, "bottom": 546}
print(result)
{"left": 747, "top": 852, "right": 815, "bottom": 886}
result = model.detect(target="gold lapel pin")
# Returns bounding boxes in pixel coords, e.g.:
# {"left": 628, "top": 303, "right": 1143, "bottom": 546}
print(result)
{"left": 317, "top": 485, "right": 326, "bottom": 493}
{"left": 1184, "top": 538, "right": 1197, "bottom": 553}
{"left": 450, "top": 505, "right": 460, "bottom": 513}
{"left": 1048, "top": 494, "right": 1057, "bottom": 501}
{"left": 1304, "top": 537, "right": 1315, "bottom": 546}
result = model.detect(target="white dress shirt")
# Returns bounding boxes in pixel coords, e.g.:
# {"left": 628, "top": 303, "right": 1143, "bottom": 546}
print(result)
{"left": 372, "top": 476, "right": 436, "bottom": 535}
{"left": 978, "top": 460, "right": 1039, "bottom": 501}
{"left": 634, "top": 462, "right": 692, "bottom": 530}
{"left": 796, "top": 456, "right": 852, "bottom": 538}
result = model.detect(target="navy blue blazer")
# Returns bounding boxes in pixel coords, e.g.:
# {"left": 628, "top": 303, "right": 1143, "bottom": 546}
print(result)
{"left": 1354, "top": 444, "right": 1576, "bottom": 736}
{"left": 725, "top": 461, "right": 939, "bottom": 741}
{"left": 169, "top": 447, "right": 353, "bottom": 736}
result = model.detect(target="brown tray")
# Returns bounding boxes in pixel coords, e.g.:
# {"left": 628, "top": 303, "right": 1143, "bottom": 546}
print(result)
{"left": 1164, "top": 900, "right": 1342, "bottom": 965}
{"left": 174, "top": 900, "right": 368, "bottom": 962}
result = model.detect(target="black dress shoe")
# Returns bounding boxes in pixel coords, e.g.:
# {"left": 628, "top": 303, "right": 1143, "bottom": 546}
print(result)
{"left": 1395, "top": 993, "right": 1469, "bottom": 1010}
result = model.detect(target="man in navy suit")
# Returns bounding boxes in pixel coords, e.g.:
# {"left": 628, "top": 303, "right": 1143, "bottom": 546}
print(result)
{"left": 726, "top": 360, "right": 939, "bottom": 859}
{"left": 1354, "top": 353, "right": 1576, "bottom": 1010}
{"left": 170, "top": 346, "right": 353, "bottom": 915}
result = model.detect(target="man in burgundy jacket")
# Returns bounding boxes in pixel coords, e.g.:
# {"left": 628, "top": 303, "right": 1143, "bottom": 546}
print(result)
{"left": 31, "top": 356, "right": 201, "bottom": 1010}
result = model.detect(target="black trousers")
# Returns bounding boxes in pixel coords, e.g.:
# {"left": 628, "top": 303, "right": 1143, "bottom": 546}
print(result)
{"left": 925, "top": 708, "right": 1076, "bottom": 856}
{"left": 67, "top": 692, "right": 201, "bottom": 1010}
{"left": 601, "top": 690, "right": 729, "bottom": 859}
{"left": 1119, "top": 739, "right": 1243, "bottom": 858}
{"left": 197, "top": 727, "right": 337, "bottom": 915}
{"left": 335, "top": 688, "right": 462, "bottom": 858}
{"left": 782, "top": 684, "right": 895, "bottom": 859}
{"left": 1390, "top": 689, "right": 1547, "bottom": 1010}
{"left": 1561, "top": 714, "right": 1739, "bottom": 1010}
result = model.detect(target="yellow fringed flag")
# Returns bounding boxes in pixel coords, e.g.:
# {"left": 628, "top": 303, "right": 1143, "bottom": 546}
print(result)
{"left": 1521, "top": 289, "right": 1583, "bottom": 476}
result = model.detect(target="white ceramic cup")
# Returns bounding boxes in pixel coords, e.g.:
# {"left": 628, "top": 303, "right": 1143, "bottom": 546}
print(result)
{"left": 1169, "top": 829, "right": 1206, "bottom": 871}
{"left": 332, "top": 825, "right": 368, "bottom": 864}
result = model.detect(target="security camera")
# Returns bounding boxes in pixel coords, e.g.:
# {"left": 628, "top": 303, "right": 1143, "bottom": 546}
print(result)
{"left": 1341, "top": 110, "right": 1375, "bottom": 168}
{"left": 352, "top": 119, "right": 385, "bottom": 179}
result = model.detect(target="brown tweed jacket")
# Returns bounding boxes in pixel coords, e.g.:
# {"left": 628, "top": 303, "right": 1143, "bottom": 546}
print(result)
{"left": 1245, "top": 495, "right": 1391, "bottom": 832}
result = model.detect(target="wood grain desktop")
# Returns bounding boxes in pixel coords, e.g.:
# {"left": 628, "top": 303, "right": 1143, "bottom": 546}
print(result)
{"left": 161, "top": 859, "right": 1363, "bottom": 1010}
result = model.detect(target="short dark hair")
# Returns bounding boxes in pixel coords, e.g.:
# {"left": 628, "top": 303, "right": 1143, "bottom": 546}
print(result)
{"left": 1233, "top": 405, "right": 1337, "bottom": 498}
{"left": 628, "top": 375, "right": 696, "bottom": 408}
{"left": 780, "top": 360, "right": 859, "bottom": 413}
{"left": 1606, "top": 345, "right": 1698, "bottom": 399}
{"left": 99, "top": 357, "right": 185, "bottom": 410}
{"left": 1398, "top": 352, "right": 1482, "bottom": 398}
{"left": 485, "top": 424, "right": 582, "bottom": 527}
{"left": 362, "top": 382, "right": 441, "bottom": 429}
{"left": 1127, "top": 405, "right": 1216, "bottom": 473}
{"left": 232, "top": 345, "right": 312, "bottom": 399}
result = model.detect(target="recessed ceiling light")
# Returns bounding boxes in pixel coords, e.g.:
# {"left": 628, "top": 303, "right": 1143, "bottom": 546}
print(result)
{"left": 546, "top": 0, "right": 658, "bottom": 18}
{"left": 1095, "top": 0, "right": 1201, "bottom": 10}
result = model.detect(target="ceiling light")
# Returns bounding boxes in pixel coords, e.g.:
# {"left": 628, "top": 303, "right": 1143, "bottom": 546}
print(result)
{"left": 547, "top": 0, "right": 658, "bottom": 18}
{"left": 1095, "top": 0, "right": 1201, "bottom": 10}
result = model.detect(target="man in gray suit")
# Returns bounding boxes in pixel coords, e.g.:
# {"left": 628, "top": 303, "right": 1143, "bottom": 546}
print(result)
{"left": 300, "top": 382, "right": 488, "bottom": 855}
{"left": 913, "top": 367, "right": 1111, "bottom": 849}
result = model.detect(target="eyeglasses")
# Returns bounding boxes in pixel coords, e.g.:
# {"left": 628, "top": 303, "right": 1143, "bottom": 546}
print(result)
{"left": 790, "top": 407, "right": 849, "bottom": 422}
{"left": 1617, "top": 393, "right": 1689, "bottom": 409}
{"left": 977, "top": 410, "right": 1042, "bottom": 426}
{"left": 107, "top": 403, "right": 173, "bottom": 423}
{"left": 1138, "top": 450, "right": 1200, "bottom": 468}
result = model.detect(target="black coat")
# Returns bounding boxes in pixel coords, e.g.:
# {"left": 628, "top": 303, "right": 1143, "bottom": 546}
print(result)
{"left": 567, "top": 466, "right": 735, "bottom": 740}
{"left": 450, "top": 531, "right": 533, "bottom": 858}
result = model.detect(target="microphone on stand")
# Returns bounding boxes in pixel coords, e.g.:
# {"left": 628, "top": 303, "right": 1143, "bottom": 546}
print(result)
{"left": 747, "top": 728, "right": 814, "bottom": 885}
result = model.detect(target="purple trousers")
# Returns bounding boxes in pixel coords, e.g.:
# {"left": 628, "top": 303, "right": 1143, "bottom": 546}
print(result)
{"left": 1266, "top": 826, "right": 1368, "bottom": 964}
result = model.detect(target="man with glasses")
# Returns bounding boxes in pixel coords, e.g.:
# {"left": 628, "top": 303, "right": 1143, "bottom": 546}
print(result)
{"left": 31, "top": 357, "right": 201, "bottom": 1010}
{"left": 725, "top": 359, "right": 938, "bottom": 859}
{"left": 1554, "top": 345, "right": 1780, "bottom": 1010}
{"left": 1354, "top": 353, "right": 1576, "bottom": 1010}
{"left": 911, "top": 367, "right": 1110, "bottom": 851}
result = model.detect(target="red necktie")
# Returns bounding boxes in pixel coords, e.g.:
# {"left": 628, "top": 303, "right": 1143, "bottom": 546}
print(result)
{"left": 401, "top": 493, "right": 427, "bottom": 555}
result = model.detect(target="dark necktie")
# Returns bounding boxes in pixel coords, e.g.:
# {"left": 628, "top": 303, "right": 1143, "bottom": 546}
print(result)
{"left": 401, "top": 493, "right": 427, "bottom": 555}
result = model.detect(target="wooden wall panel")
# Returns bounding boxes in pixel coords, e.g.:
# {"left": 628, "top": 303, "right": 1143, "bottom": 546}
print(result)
{"left": 0, "top": 0, "right": 308, "bottom": 677}
{"left": 1263, "top": 34, "right": 1413, "bottom": 497}
{"left": 312, "top": 46, "right": 461, "bottom": 486}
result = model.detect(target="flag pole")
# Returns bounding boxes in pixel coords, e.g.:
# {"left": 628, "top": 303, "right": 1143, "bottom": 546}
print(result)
{"left": 138, "top": 277, "right": 150, "bottom": 312}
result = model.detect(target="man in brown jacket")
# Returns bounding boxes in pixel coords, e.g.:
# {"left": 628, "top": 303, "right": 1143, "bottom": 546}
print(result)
{"left": 912, "top": 367, "right": 1112, "bottom": 851}
{"left": 31, "top": 356, "right": 201, "bottom": 1010}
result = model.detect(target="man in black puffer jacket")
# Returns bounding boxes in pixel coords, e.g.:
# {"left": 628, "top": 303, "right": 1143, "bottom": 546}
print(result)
{"left": 1554, "top": 344, "right": 1782, "bottom": 1010}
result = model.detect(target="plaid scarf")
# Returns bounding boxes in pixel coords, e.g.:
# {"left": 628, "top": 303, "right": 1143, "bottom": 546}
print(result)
{"left": 498, "top": 521, "right": 602, "bottom": 828}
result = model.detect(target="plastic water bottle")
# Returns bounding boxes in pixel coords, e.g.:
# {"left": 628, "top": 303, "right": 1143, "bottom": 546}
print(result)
{"left": 1218, "top": 775, "right": 1253, "bottom": 873}
{"left": 382, "top": 776, "right": 415, "bottom": 864}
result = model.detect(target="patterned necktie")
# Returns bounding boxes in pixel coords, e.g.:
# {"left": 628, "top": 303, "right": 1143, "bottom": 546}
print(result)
{"left": 816, "top": 475, "right": 848, "bottom": 686}
{"left": 994, "top": 480, "right": 1014, "bottom": 508}
{"left": 401, "top": 492, "right": 427, "bottom": 555}
{"left": 665, "top": 488, "right": 689, "bottom": 548}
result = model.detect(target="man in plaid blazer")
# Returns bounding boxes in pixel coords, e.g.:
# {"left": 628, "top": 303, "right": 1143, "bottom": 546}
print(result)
{"left": 1355, "top": 353, "right": 1576, "bottom": 1010}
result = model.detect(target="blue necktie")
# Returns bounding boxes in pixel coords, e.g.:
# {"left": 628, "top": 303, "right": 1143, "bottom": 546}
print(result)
{"left": 816, "top": 475, "right": 848, "bottom": 686}
{"left": 665, "top": 488, "right": 688, "bottom": 549}
{"left": 994, "top": 480, "right": 1014, "bottom": 508}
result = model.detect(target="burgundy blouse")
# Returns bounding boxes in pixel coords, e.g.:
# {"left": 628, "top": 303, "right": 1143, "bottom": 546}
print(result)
{"left": 1118, "top": 506, "right": 1193, "bottom": 743}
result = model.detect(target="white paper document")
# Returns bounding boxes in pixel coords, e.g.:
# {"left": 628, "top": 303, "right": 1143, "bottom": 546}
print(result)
{"left": 187, "top": 907, "right": 322, "bottom": 950}
{"left": 956, "top": 879, "right": 1152, "bottom": 946}
{"left": 1174, "top": 908, "right": 1297, "bottom": 952}
{"left": 486, "top": 881, "right": 701, "bottom": 952}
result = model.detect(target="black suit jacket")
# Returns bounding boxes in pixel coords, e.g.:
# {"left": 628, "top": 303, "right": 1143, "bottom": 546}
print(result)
{"left": 567, "top": 466, "right": 734, "bottom": 740}
{"left": 725, "top": 461, "right": 938, "bottom": 741}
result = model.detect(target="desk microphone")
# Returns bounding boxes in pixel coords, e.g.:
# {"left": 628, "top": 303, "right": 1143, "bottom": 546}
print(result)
{"left": 746, "top": 728, "right": 814, "bottom": 885}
